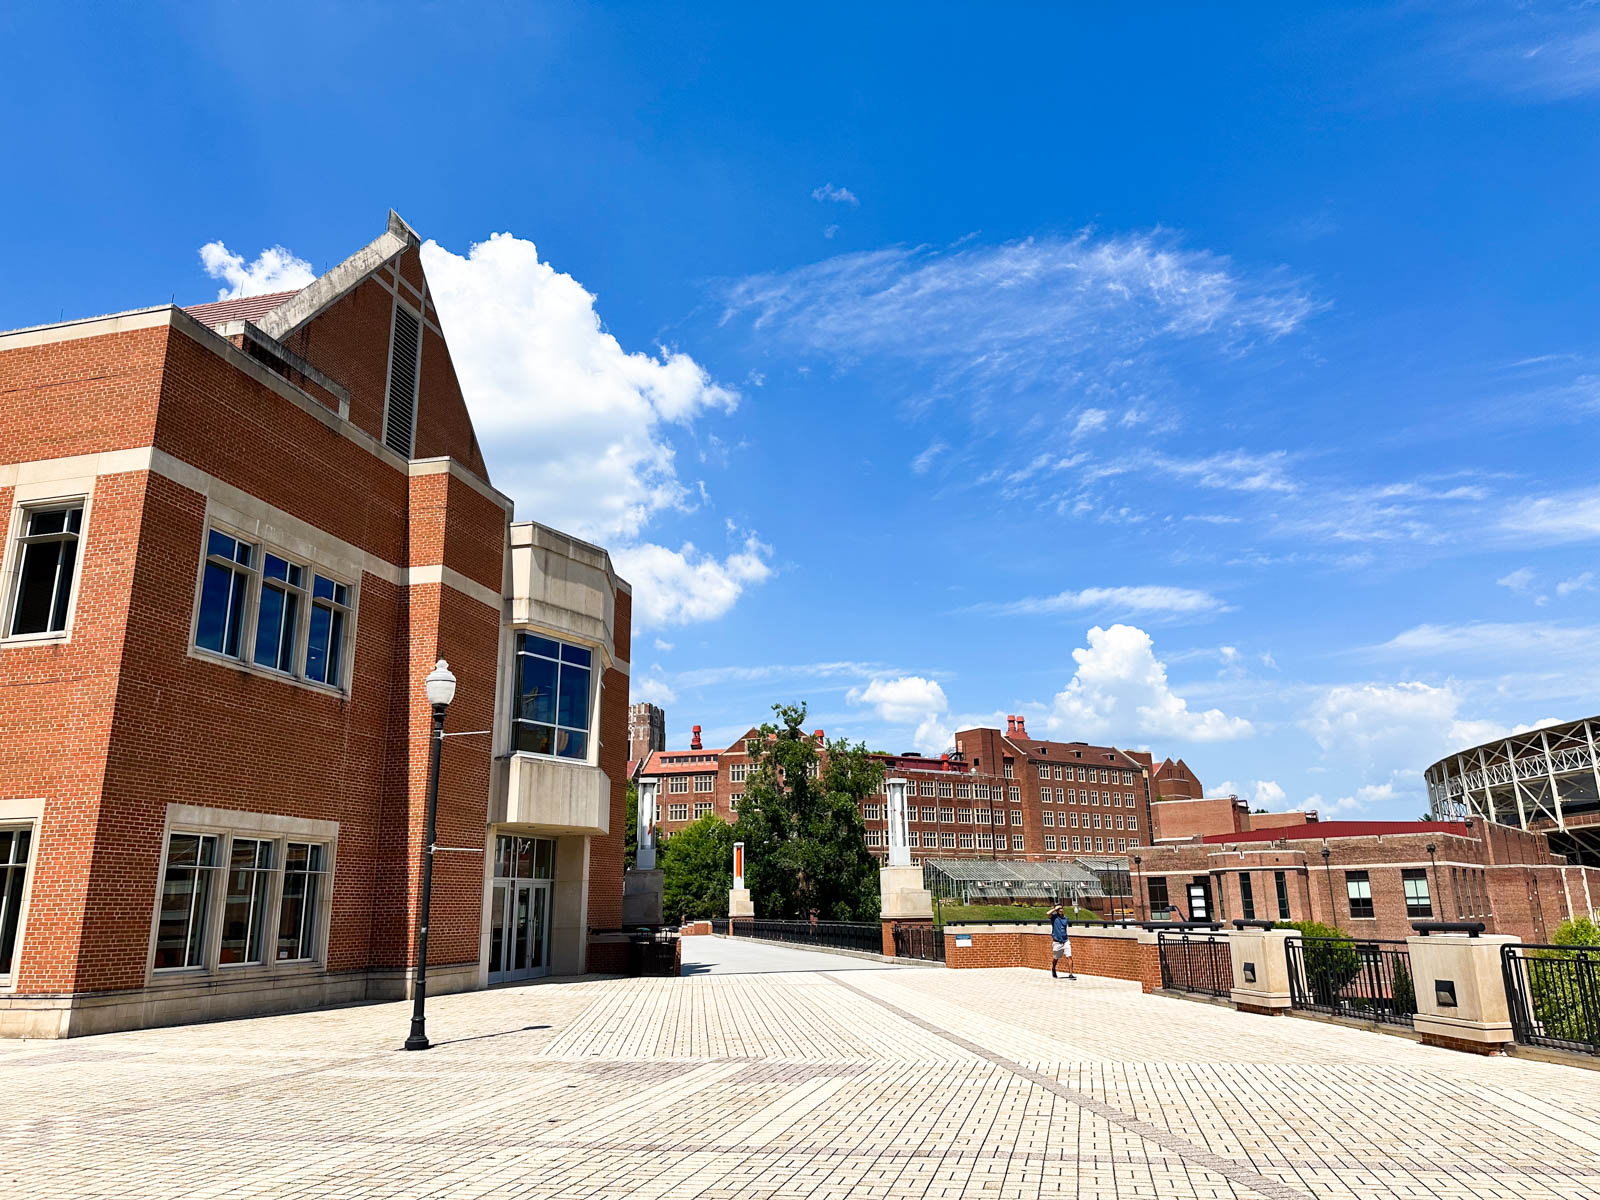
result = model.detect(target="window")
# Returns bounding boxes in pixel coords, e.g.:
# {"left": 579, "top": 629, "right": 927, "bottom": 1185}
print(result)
{"left": 220, "top": 839, "right": 274, "bottom": 965}
{"left": 0, "top": 827, "right": 32, "bottom": 976}
{"left": 668, "top": 777, "right": 688, "bottom": 794}
{"left": 8, "top": 503, "right": 82, "bottom": 637}
{"left": 921, "top": 806, "right": 937, "bottom": 822}
{"left": 1148, "top": 876, "right": 1169, "bottom": 911}
{"left": 1274, "top": 870, "right": 1290, "bottom": 920}
{"left": 1127, "top": 814, "right": 1137, "bottom": 830}
{"left": 155, "top": 833, "right": 219, "bottom": 970}
{"left": 1002, "top": 761, "right": 1013, "bottom": 779}
{"left": 907, "top": 832, "right": 920, "bottom": 848}
{"left": 864, "top": 804, "right": 883, "bottom": 820}
{"left": 959, "top": 833, "right": 974, "bottom": 849}
{"left": 667, "top": 803, "right": 689, "bottom": 822}
{"left": 694, "top": 800, "right": 713, "bottom": 819}
{"left": 1187, "top": 882, "right": 1207, "bottom": 919}
{"left": 920, "top": 782, "right": 934, "bottom": 796}
{"left": 1115, "top": 815, "right": 1124, "bottom": 830}
{"left": 1402, "top": 869, "right": 1432, "bottom": 918}
{"left": 938, "top": 782, "right": 953, "bottom": 798}
{"left": 940, "top": 833, "right": 956, "bottom": 849}
{"left": 277, "top": 843, "right": 326, "bottom": 962}
{"left": 1092, "top": 814, "right": 1101, "bottom": 829}
{"left": 513, "top": 633, "right": 592, "bottom": 760}
{"left": 938, "top": 808, "right": 955, "bottom": 823}
{"left": 1239, "top": 872, "right": 1256, "bottom": 920}
{"left": 1009, "top": 811, "right": 1022, "bottom": 827}
{"left": 865, "top": 829, "right": 886, "bottom": 848}
{"left": 955, "top": 783, "right": 971, "bottom": 799}
{"left": 1038, "top": 763, "right": 1049, "bottom": 779}
{"left": 729, "top": 763, "right": 748, "bottom": 784}
{"left": 1345, "top": 871, "right": 1374, "bottom": 919}
{"left": 1077, "top": 767, "right": 1087, "bottom": 781}
{"left": 1044, "top": 835, "right": 1056, "bottom": 850}
{"left": 694, "top": 776, "right": 714, "bottom": 793}
{"left": 1054, "top": 766, "right": 1064, "bottom": 780}
{"left": 1012, "top": 835, "right": 1024, "bottom": 851}
{"left": 252, "top": 553, "right": 304, "bottom": 673}
{"left": 730, "top": 794, "right": 742, "bottom": 811}
{"left": 305, "top": 576, "right": 349, "bottom": 687}
{"left": 957, "top": 808, "right": 974, "bottom": 823}
{"left": 1042, "top": 811, "right": 1054, "bottom": 827}
{"left": 977, "top": 832, "right": 993, "bottom": 849}
{"left": 1008, "top": 786, "right": 1020, "bottom": 803}
{"left": 1070, "top": 813, "right": 1079, "bottom": 827}
{"left": 384, "top": 302, "right": 422, "bottom": 457}
{"left": 196, "top": 530, "right": 254, "bottom": 659}
{"left": 1069, "top": 836, "right": 1080, "bottom": 850}
{"left": 975, "top": 784, "right": 990, "bottom": 800}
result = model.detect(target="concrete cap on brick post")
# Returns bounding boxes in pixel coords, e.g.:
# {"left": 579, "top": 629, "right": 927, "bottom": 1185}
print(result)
{"left": 1228, "top": 927, "right": 1296, "bottom": 1014}
{"left": 1406, "top": 932, "right": 1519, "bottom": 1053}
{"left": 879, "top": 865, "right": 933, "bottom": 921}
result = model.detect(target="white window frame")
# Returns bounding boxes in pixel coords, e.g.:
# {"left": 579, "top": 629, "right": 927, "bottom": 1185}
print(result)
{"left": 0, "top": 798, "right": 43, "bottom": 992}
{"left": 1, "top": 495, "right": 90, "bottom": 646}
{"left": 189, "top": 522, "right": 357, "bottom": 696}
{"left": 668, "top": 777, "right": 689, "bottom": 794}
{"left": 145, "top": 803, "right": 338, "bottom": 985}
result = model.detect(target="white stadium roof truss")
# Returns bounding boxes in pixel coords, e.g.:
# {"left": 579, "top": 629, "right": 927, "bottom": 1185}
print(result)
{"left": 1427, "top": 717, "right": 1600, "bottom": 862}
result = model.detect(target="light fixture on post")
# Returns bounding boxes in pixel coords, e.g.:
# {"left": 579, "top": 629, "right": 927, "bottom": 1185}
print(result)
{"left": 405, "top": 658, "right": 456, "bottom": 1052}
{"left": 1426, "top": 842, "right": 1439, "bottom": 918}
{"left": 1320, "top": 845, "right": 1335, "bottom": 922}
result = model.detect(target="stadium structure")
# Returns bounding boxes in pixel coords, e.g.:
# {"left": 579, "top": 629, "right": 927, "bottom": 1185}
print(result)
{"left": 1426, "top": 715, "right": 1600, "bottom": 866}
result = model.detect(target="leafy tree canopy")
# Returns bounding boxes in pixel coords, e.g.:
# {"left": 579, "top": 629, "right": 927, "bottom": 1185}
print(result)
{"left": 733, "top": 702, "right": 885, "bottom": 921}
{"left": 660, "top": 814, "right": 735, "bottom": 921}
{"left": 624, "top": 780, "right": 638, "bottom": 873}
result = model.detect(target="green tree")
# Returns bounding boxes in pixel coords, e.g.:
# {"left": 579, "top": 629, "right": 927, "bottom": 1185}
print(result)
{"left": 1527, "top": 916, "right": 1600, "bottom": 1046}
{"left": 624, "top": 780, "right": 638, "bottom": 872}
{"left": 660, "top": 814, "right": 736, "bottom": 921}
{"left": 733, "top": 702, "right": 884, "bottom": 921}
{"left": 1276, "top": 920, "right": 1361, "bottom": 1006}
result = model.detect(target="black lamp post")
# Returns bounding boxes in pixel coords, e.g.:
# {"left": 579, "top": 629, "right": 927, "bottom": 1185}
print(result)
{"left": 405, "top": 658, "right": 456, "bottom": 1052}
{"left": 1133, "top": 855, "right": 1144, "bottom": 920}
{"left": 1426, "top": 842, "right": 1438, "bottom": 918}
{"left": 1320, "top": 845, "right": 1335, "bottom": 922}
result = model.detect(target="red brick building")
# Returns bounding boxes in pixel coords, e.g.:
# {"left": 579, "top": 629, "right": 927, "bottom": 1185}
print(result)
{"left": 0, "top": 213, "right": 630, "bottom": 1036}
{"left": 1131, "top": 819, "right": 1599, "bottom": 942}
{"left": 639, "top": 714, "right": 1156, "bottom": 865}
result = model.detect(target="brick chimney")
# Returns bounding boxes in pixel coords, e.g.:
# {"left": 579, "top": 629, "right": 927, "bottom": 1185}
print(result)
{"left": 813, "top": 729, "right": 825, "bottom": 745}
{"left": 1006, "top": 715, "right": 1017, "bottom": 735}
{"left": 691, "top": 725, "right": 702, "bottom": 750}
{"left": 1015, "top": 716, "right": 1029, "bottom": 737}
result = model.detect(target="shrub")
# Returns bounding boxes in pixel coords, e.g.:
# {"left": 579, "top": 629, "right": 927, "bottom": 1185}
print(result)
{"left": 1527, "top": 916, "right": 1600, "bottom": 1046}
{"left": 1276, "top": 920, "right": 1361, "bottom": 1006}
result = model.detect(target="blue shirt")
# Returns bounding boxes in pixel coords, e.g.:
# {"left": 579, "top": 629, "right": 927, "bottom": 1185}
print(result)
{"left": 1051, "top": 914, "right": 1071, "bottom": 942}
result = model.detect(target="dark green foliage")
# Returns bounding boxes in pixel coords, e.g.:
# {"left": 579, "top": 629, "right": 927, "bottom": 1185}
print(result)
{"left": 660, "top": 814, "right": 736, "bottom": 921}
{"left": 1528, "top": 916, "right": 1600, "bottom": 1045}
{"left": 1390, "top": 957, "right": 1416, "bottom": 1016}
{"left": 732, "top": 702, "right": 885, "bottom": 921}
{"left": 624, "top": 780, "right": 638, "bottom": 873}
{"left": 1277, "top": 920, "right": 1361, "bottom": 1005}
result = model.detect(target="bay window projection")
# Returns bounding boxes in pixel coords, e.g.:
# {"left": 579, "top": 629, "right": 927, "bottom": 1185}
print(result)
{"left": 9, "top": 504, "right": 83, "bottom": 636}
{"left": 512, "top": 633, "right": 593, "bottom": 759}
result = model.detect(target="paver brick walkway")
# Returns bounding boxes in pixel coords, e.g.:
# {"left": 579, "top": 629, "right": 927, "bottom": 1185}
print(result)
{"left": 3, "top": 935, "right": 1598, "bottom": 1199}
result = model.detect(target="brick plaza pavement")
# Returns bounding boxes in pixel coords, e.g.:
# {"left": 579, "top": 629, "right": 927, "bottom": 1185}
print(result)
{"left": 3, "top": 935, "right": 1598, "bottom": 1199}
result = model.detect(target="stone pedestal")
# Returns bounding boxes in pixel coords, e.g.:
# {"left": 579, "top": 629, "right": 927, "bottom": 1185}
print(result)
{"left": 1228, "top": 928, "right": 1295, "bottom": 1015}
{"left": 879, "top": 865, "right": 933, "bottom": 920}
{"left": 622, "top": 868, "right": 663, "bottom": 927}
{"left": 1407, "top": 933, "right": 1519, "bottom": 1053}
{"left": 728, "top": 888, "right": 754, "bottom": 918}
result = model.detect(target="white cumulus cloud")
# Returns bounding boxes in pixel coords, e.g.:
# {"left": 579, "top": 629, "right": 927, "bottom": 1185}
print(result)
{"left": 847, "top": 675, "right": 952, "bottom": 755}
{"left": 198, "top": 242, "right": 316, "bottom": 300}
{"left": 613, "top": 534, "right": 773, "bottom": 628}
{"left": 811, "top": 183, "right": 859, "bottom": 206}
{"left": 1044, "top": 624, "right": 1253, "bottom": 743}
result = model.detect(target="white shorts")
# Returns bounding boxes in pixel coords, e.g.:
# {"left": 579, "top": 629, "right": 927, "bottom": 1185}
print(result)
{"left": 1052, "top": 940, "right": 1071, "bottom": 959}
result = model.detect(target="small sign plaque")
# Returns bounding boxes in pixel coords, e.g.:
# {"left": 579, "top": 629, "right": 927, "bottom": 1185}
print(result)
{"left": 954, "top": 934, "right": 973, "bottom": 948}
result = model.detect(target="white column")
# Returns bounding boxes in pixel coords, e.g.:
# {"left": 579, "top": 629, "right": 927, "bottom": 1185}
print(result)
{"left": 886, "top": 777, "right": 910, "bottom": 868}
{"left": 729, "top": 840, "right": 753, "bottom": 917}
{"left": 637, "top": 779, "right": 659, "bottom": 870}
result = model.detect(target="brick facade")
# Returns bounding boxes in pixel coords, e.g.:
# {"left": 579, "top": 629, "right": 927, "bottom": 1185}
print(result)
{"left": 0, "top": 213, "right": 630, "bottom": 1036}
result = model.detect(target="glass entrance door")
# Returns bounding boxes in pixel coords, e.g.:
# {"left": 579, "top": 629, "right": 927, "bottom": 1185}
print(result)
{"left": 488, "top": 836, "right": 554, "bottom": 984}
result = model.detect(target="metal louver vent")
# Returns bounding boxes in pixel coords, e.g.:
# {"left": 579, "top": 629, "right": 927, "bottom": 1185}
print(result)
{"left": 385, "top": 304, "right": 421, "bottom": 457}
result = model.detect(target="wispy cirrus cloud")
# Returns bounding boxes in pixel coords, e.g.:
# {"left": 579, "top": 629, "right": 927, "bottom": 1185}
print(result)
{"left": 811, "top": 183, "right": 859, "bottom": 206}
{"left": 1433, "top": 1, "right": 1600, "bottom": 100}
{"left": 718, "top": 230, "right": 1318, "bottom": 394}
{"left": 967, "top": 585, "right": 1228, "bottom": 620}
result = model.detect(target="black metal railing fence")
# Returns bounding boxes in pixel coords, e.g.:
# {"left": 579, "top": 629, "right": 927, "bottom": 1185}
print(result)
{"left": 729, "top": 918, "right": 882, "bottom": 955}
{"left": 1503, "top": 942, "right": 1600, "bottom": 1055}
{"left": 1286, "top": 936, "right": 1415, "bottom": 1027}
{"left": 1157, "top": 932, "right": 1232, "bottom": 996}
{"left": 892, "top": 923, "right": 946, "bottom": 962}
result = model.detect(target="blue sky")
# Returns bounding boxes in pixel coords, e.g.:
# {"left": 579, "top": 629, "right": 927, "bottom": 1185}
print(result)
{"left": 4, "top": 2, "right": 1598, "bottom": 818}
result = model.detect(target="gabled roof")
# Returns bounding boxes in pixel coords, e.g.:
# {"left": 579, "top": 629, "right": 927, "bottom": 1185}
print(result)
{"left": 256, "top": 211, "right": 420, "bottom": 342}
{"left": 184, "top": 289, "right": 302, "bottom": 328}
{"left": 638, "top": 748, "right": 726, "bottom": 777}
{"left": 1004, "top": 735, "right": 1140, "bottom": 769}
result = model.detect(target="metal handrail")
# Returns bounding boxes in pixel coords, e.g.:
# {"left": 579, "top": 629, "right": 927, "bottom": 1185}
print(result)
{"left": 1411, "top": 920, "right": 1486, "bottom": 937}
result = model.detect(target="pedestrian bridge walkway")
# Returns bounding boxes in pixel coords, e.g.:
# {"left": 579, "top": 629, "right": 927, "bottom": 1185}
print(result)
{"left": 2, "top": 935, "right": 1596, "bottom": 1199}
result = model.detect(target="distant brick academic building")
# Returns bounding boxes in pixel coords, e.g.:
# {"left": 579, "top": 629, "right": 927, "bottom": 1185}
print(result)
{"left": 0, "top": 213, "right": 630, "bottom": 1036}
{"left": 637, "top": 714, "right": 1157, "bottom": 866}
{"left": 1132, "top": 818, "right": 1599, "bottom": 943}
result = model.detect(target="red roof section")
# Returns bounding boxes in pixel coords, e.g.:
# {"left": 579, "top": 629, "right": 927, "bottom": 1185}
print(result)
{"left": 184, "top": 289, "right": 302, "bottom": 328}
{"left": 638, "top": 748, "right": 727, "bottom": 776}
{"left": 1007, "top": 736, "right": 1138, "bottom": 767}
{"left": 1202, "top": 820, "right": 1471, "bottom": 845}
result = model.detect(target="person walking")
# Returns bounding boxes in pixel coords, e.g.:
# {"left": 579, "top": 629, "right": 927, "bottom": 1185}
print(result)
{"left": 1049, "top": 904, "right": 1076, "bottom": 980}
